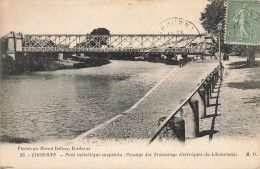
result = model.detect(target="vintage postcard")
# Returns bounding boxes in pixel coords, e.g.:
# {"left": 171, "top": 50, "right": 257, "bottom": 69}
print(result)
{"left": 0, "top": 0, "right": 259, "bottom": 169}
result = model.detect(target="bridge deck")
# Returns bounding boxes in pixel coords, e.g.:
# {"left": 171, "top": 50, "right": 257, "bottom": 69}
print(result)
{"left": 2, "top": 32, "right": 215, "bottom": 55}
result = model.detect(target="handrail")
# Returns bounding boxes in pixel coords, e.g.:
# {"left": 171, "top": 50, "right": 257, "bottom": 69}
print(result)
{"left": 23, "top": 33, "right": 207, "bottom": 36}
{"left": 148, "top": 66, "right": 219, "bottom": 144}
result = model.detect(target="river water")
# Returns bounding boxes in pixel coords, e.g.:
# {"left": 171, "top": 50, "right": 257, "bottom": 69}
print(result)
{"left": 0, "top": 60, "right": 174, "bottom": 142}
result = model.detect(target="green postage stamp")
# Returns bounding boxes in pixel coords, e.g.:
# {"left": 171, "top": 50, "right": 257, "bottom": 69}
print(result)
{"left": 225, "top": 0, "right": 260, "bottom": 45}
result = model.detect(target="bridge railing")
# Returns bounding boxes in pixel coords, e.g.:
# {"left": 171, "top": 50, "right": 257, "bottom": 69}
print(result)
{"left": 148, "top": 66, "right": 220, "bottom": 144}
{"left": 22, "top": 46, "right": 208, "bottom": 54}
{"left": 0, "top": 32, "right": 13, "bottom": 54}
{"left": 1, "top": 32, "right": 215, "bottom": 56}
{"left": 22, "top": 33, "right": 210, "bottom": 53}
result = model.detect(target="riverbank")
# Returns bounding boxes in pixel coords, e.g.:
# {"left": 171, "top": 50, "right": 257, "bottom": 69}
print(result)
{"left": 199, "top": 56, "right": 260, "bottom": 140}
{"left": 1, "top": 52, "right": 215, "bottom": 76}
{"left": 74, "top": 56, "right": 260, "bottom": 143}
{"left": 71, "top": 60, "right": 219, "bottom": 143}
{"left": 0, "top": 54, "right": 110, "bottom": 76}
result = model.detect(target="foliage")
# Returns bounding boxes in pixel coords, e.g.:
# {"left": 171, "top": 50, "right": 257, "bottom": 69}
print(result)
{"left": 0, "top": 134, "right": 30, "bottom": 143}
{"left": 200, "top": 0, "right": 226, "bottom": 34}
{"left": 200, "top": 0, "right": 258, "bottom": 65}
{"left": 89, "top": 28, "right": 110, "bottom": 47}
{"left": 76, "top": 28, "right": 111, "bottom": 48}
{"left": 234, "top": 45, "right": 260, "bottom": 56}
{"left": 200, "top": 0, "right": 233, "bottom": 53}
{"left": 1, "top": 55, "right": 17, "bottom": 75}
{"left": 90, "top": 28, "right": 110, "bottom": 35}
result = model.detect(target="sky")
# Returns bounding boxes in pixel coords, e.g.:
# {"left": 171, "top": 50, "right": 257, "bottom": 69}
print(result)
{"left": 0, "top": 0, "right": 209, "bottom": 36}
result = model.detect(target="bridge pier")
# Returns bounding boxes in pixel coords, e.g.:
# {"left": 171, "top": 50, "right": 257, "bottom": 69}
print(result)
{"left": 58, "top": 53, "right": 64, "bottom": 60}
{"left": 4, "top": 32, "right": 23, "bottom": 61}
{"left": 6, "top": 32, "right": 16, "bottom": 60}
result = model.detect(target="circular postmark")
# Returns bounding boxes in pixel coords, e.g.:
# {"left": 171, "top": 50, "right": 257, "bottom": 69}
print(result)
{"left": 158, "top": 17, "right": 200, "bottom": 34}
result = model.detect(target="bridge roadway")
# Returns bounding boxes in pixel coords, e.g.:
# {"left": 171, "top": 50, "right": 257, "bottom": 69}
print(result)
{"left": 1, "top": 32, "right": 214, "bottom": 55}
{"left": 72, "top": 60, "right": 219, "bottom": 143}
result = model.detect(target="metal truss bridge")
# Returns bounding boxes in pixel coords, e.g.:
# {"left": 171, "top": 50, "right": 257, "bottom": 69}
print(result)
{"left": 1, "top": 32, "right": 215, "bottom": 55}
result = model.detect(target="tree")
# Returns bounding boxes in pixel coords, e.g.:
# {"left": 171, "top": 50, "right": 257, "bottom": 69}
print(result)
{"left": 90, "top": 28, "right": 110, "bottom": 35}
{"left": 200, "top": 0, "right": 232, "bottom": 54}
{"left": 200, "top": 0, "right": 225, "bottom": 33}
{"left": 200, "top": 0, "right": 258, "bottom": 66}
{"left": 1, "top": 55, "right": 17, "bottom": 75}
{"left": 89, "top": 28, "right": 110, "bottom": 47}
{"left": 235, "top": 45, "right": 259, "bottom": 66}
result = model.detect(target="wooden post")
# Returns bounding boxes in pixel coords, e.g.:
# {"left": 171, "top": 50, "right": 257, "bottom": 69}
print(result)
{"left": 198, "top": 88, "right": 206, "bottom": 118}
{"left": 180, "top": 99, "right": 199, "bottom": 139}
{"left": 209, "top": 74, "right": 214, "bottom": 94}
{"left": 169, "top": 117, "right": 185, "bottom": 142}
{"left": 206, "top": 77, "right": 212, "bottom": 98}
{"left": 203, "top": 82, "right": 210, "bottom": 107}
{"left": 213, "top": 69, "right": 218, "bottom": 87}
{"left": 157, "top": 116, "right": 185, "bottom": 142}
{"left": 212, "top": 70, "right": 217, "bottom": 88}
{"left": 188, "top": 99, "right": 199, "bottom": 137}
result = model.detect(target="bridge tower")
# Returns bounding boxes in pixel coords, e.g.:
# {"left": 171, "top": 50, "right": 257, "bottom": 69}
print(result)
{"left": 2, "top": 32, "right": 23, "bottom": 61}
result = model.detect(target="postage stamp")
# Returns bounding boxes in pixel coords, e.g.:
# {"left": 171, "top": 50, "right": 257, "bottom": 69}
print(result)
{"left": 225, "top": 0, "right": 260, "bottom": 45}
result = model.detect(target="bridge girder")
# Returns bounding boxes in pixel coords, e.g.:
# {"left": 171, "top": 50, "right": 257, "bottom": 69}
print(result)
{"left": 2, "top": 33, "right": 214, "bottom": 55}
